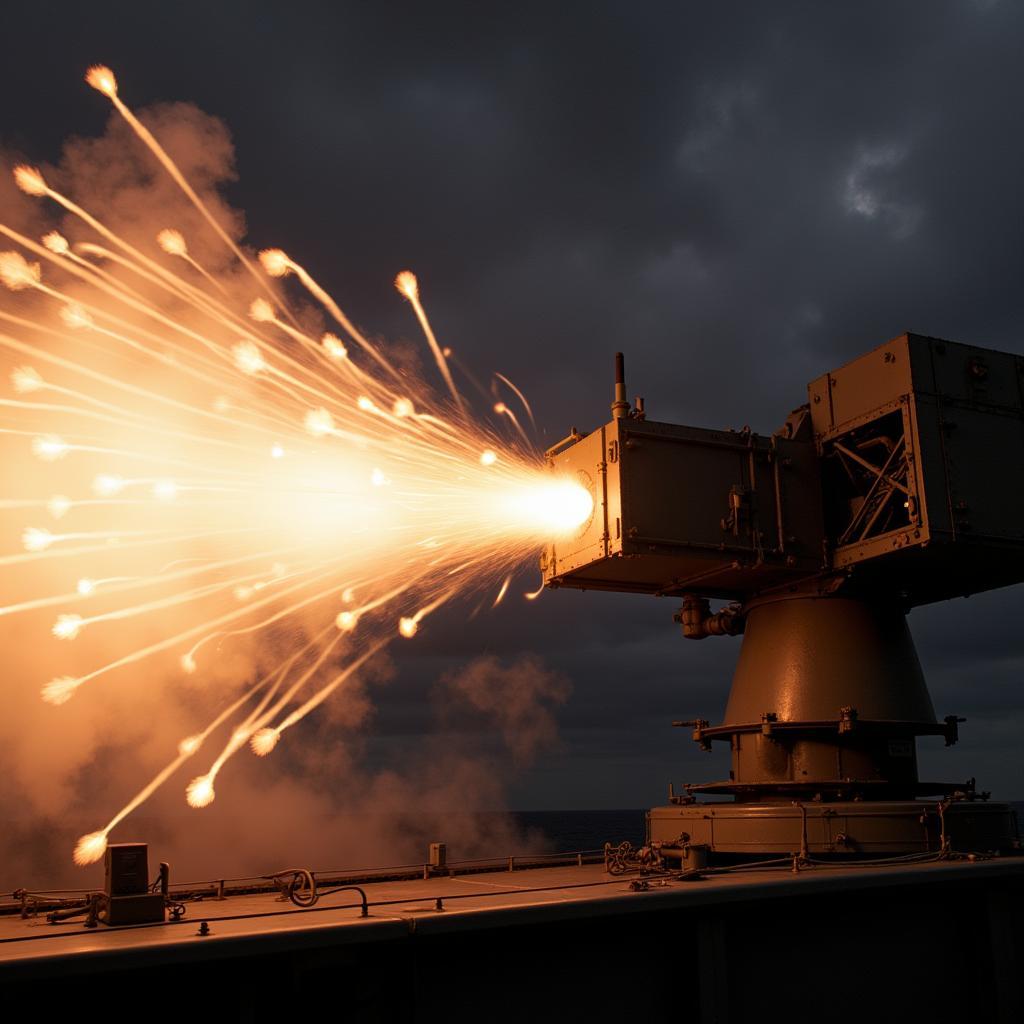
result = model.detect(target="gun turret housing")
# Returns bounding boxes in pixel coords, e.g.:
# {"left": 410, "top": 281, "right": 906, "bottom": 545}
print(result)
{"left": 544, "top": 335, "right": 1023, "bottom": 859}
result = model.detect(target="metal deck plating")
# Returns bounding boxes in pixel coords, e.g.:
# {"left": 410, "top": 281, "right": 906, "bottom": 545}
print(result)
{"left": 2, "top": 854, "right": 1022, "bottom": 1022}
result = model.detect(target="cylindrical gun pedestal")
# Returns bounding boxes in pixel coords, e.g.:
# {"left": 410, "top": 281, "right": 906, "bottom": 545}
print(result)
{"left": 649, "top": 595, "right": 1018, "bottom": 860}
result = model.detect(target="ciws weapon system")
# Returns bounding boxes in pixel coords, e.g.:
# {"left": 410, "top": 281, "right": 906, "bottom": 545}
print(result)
{"left": 543, "top": 335, "right": 1023, "bottom": 862}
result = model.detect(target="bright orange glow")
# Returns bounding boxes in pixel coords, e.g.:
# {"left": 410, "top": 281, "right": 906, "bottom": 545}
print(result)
{"left": 259, "top": 248, "right": 291, "bottom": 277}
{"left": 60, "top": 303, "right": 93, "bottom": 329}
{"left": 22, "top": 527, "right": 53, "bottom": 551}
{"left": 177, "top": 735, "right": 201, "bottom": 757}
{"left": 394, "top": 270, "right": 418, "bottom": 301}
{"left": 232, "top": 340, "right": 266, "bottom": 375}
{"left": 11, "top": 366, "right": 43, "bottom": 393}
{"left": 42, "top": 676, "right": 80, "bottom": 706}
{"left": 157, "top": 228, "right": 188, "bottom": 256}
{"left": 48, "top": 495, "right": 72, "bottom": 519}
{"left": 335, "top": 610, "right": 358, "bottom": 632}
{"left": 321, "top": 332, "right": 347, "bottom": 360}
{"left": 186, "top": 774, "right": 215, "bottom": 808}
{"left": 32, "top": 436, "right": 68, "bottom": 461}
{"left": 13, "top": 165, "right": 47, "bottom": 196}
{"left": 42, "top": 231, "right": 70, "bottom": 255}
{"left": 85, "top": 65, "right": 118, "bottom": 97}
{"left": 248, "top": 297, "right": 274, "bottom": 322}
{"left": 304, "top": 407, "right": 334, "bottom": 436}
{"left": 0, "top": 250, "right": 41, "bottom": 290}
{"left": 250, "top": 727, "right": 280, "bottom": 756}
{"left": 1, "top": 64, "right": 575, "bottom": 866}
{"left": 73, "top": 830, "right": 108, "bottom": 866}
{"left": 53, "top": 613, "right": 83, "bottom": 640}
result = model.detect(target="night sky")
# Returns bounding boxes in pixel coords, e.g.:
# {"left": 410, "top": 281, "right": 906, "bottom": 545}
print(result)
{"left": 3, "top": 0, "right": 1022, "bottom": 813}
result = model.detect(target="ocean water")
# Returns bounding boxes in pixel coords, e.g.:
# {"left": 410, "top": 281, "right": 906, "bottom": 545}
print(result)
{"left": 510, "top": 809, "right": 646, "bottom": 853}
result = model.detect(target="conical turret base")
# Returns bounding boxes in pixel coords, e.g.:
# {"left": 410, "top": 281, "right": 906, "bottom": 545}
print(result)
{"left": 649, "top": 594, "right": 1018, "bottom": 859}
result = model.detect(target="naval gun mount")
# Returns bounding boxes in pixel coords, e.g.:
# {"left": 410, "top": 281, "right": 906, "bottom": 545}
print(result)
{"left": 543, "top": 337, "right": 1024, "bottom": 862}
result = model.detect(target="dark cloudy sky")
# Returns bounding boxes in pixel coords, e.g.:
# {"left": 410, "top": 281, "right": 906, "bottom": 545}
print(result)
{"left": 3, "top": 0, "right": 1023, "bottom": 809}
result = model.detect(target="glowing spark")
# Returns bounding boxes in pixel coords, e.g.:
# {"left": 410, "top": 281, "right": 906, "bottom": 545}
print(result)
{"left": 53, "top": 614, "right": 83, "bottom": 640}
{"left": 186, "top": 774, "right": 215, "bottom": 808}
{"left": 93, "top": 474, "right": 125, "bottom": 497}
{"left": 32, "top": 435, "right": 69, "bottom": 461}
{"left": 73, "top": 831, "right": 108, "bottom": 867}
{"left": 85, "top": 65, "right": 118, "bottom": 97}
{"left": 13, "top": 165, "right": 47, "bottom": 196}
{"left": 42, "top": 231, "right": 71, "bottom": 255}
{"left": 233, "top": 340, "right": 266, "bottom": 375}
{"left": 0, "top": 250, "right": 41, "bottom": 290}
{"left": 495, "top": 372, "right": 536, "bottom": 428}
{"left": 22, "top": 527, "right": 53, "bottom": 552}
{"left": 394, "top": 269, "right": 464, "bottom": 414}
{"left": 178, "top": 734, "right": 202, "bottom": 757}
{"left": 395, "top": 271, "right": 418, "bottom": 301}
{"left": 304, "top": 407, "right": 334, "bottom": 436}
{"left": 2, "top": 68, "right": 594, "bottom": 864}
{"left": 494, "top": 400, "right": 529, "bottom": 443}
{"left": 42, "top": 676, "right": 80, "bottom": 706}
{"left": 60, "top": 303, "right": 94, "bottom": 329}
{"left": 249, "top": 298, "right": 274, "bottom": 323}
{"left": 492, "top": 575, "right": 511, "bottom": 607}
{"left": 321, "top": 333, "right": 347, "bottom": 360}
{"left": 524, "top": 579, "right": 545, "bottom": 601}
{"left": 156, "top": 228, "right": 188, "bottom": 256}
{"left": 259, "top": 248, "right": 291, "bottom": 277}
{"left": 152, "top": 479, "right": 178, "bottom": 500}
{"left": 48, "top": 495, "right": 72, "bottom": 519}
{"left": 250, "top": 728, "right": 280, "bottom": 756}
{"left": 11, "top": 366, "right": 44, "bottom": 393}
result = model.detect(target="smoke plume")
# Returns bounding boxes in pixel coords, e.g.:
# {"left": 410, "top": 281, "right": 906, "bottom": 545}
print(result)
{"left": 0, "top": 102, "right": 568, "bottom": 890}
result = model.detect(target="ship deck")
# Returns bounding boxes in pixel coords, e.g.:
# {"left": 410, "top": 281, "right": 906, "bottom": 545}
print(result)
{"left": 1, "top": 855, "right": 1021, "bottom": 968}
{"left": 2, "top": 855, "right": 1022, "bottom": 1021}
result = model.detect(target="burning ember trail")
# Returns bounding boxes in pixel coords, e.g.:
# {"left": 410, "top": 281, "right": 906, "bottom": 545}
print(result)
{"left": 0, "top": 67, "right": 592, "bottom": 866}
